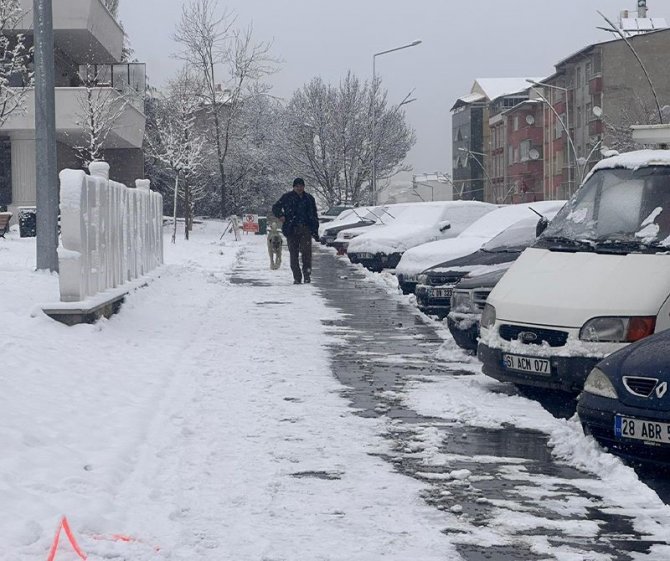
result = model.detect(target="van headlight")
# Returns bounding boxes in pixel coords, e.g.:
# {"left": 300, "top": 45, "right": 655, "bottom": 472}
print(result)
{"left": 582, "top": 368, "right": 618, "bottom": 399}
{"left": 580, "top": 316, "right": 656, "bottom": 343}
{"left": 480, "top": 303, "right": 496, "bottom": 329}
{"left": 451, "top": 291, "right": 476, "bottom": 313}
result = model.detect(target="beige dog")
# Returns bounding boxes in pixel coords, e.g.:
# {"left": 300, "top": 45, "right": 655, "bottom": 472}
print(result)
{"left": 267, "top": 221, "right": 283, "bottom": 270}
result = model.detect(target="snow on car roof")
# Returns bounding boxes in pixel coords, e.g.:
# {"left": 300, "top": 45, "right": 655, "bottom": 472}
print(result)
{"left": 459, "top": 200, "right": 566, "bottom": 240}
{"left": 395, "top": 201, "right": 566, "bottom": 276}
{"left": 590, "top": 149, "right": 670, "bottom": 174}
{"left": 347, "top": 201, "right": 495, "bottom": 254}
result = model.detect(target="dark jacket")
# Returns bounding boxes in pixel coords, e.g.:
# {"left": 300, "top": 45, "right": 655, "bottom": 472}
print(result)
{"left": 272, "top": 190, "right": 319, "bottom": 238}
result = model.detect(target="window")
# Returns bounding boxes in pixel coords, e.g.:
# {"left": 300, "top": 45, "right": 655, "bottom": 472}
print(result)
{"left": 554, "top": 150, "right": 564, "bottom": 176}
{"left": 520, "top": 140, "right": 531, "bottom": 162}
{"left": 513, "top": 116, "right": 519, "bottom": 131}
{"left": 514, "top": 147, "right": 520, "bottom": 163}
{"left": 508, "top": 145, "right": 514, "bottom": 166}
{"left": 554, "top": 115, "right": 564, "bottom": 140}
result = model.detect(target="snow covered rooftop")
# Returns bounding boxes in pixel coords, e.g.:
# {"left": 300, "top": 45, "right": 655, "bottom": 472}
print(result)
{"left": 472, "top": 78, "right": 544, "bottom": 102}
{"left": 621, "top": 17, "right": 667, "bottom": 34}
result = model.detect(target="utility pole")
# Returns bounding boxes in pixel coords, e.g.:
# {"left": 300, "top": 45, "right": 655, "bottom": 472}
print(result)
{"left": 34, "top": 0, "right": 59, "bottom": 271}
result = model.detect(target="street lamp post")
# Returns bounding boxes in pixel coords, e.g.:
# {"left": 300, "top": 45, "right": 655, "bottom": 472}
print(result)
{"left": 526, "top": 79, "right": 579, "bottom": 194}
{"left": 457, "top": 147, "right": 492, "bottom": 200}
{"left": 34, "top": 0, "right": 59, "bottom": 271}
{"left": 372, "top": 40, "right": 421, "bottom": 205}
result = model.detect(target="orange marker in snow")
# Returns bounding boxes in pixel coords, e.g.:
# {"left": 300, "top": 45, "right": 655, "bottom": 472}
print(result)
{"left": 46, "top": 516, "right": 88, "bottom": 561}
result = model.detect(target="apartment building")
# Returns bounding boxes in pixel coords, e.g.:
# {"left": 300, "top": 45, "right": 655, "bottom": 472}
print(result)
{"left": 0, "top": 0, "right": 146, "bottom": 216}
{"left": 490, "top": 97, "right": 545, "bottom": 204}
{"left": 540, "top": 27, "right": 670, "bottom": 200}
{"left": 452, "top": 78, "right": 539, "bottom": 202}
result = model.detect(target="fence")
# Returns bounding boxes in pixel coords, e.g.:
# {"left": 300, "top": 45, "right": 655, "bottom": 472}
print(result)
{"left": 58, "top": 162, "right": 163, "bottom": 303}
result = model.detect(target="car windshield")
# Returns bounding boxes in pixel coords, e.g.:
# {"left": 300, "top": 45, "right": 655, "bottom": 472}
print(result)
{"left": 325, "top": 206, "right": 351, "bottom": 216}
{"left": 536, "top": 166, "right": 670, "bottom": 254}
{"left": 482, "top": 218, "right": 538, "bottom": 252}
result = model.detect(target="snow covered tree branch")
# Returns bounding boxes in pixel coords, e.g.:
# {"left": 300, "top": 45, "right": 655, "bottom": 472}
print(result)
{"left": 72, "top": 65, "right": 129, "bottom": 170}
{"left": 174, "top": 0, "right": 279, "bottom": 217}
{"left": 281, "top": 72, "right": 415, "bottom": 206}
{"left": 0, "top": 0, "right": 32, "bottom": 128}
{"left": 146, "top": 69, "right": 206, "bottom": 242}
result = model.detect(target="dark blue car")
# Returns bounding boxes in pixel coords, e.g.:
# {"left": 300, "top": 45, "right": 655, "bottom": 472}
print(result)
{"left": 577, "top": 329, "right": 670, "bottom": 464}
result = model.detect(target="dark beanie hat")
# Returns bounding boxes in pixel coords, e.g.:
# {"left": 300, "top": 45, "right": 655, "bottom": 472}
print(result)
{"left": 293, "top": 177, "right": 305, "bottom": 187}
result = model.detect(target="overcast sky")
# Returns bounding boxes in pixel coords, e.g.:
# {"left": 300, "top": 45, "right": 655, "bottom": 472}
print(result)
{"left": 120, "top": 0, "right": 670, "bottom": 180}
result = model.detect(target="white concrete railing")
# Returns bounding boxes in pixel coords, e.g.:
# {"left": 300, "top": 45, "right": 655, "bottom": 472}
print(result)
{"left": 58, "top": 162, "right": 163, "bottom": 303}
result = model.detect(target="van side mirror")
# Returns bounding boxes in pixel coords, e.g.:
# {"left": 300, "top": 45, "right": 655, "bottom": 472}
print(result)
{"left": 536, "top": 217, "right": 549, "bottom": 237}
{"left": 438, "top": 220, "right": 451, "bottom": 232}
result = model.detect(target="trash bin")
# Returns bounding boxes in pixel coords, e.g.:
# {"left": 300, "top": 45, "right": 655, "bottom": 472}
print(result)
{"left": 256, "top": 216, "right": 267, "bottom": 235}
{"left": 18, "top": 206, "right": 37, "bottom": 238}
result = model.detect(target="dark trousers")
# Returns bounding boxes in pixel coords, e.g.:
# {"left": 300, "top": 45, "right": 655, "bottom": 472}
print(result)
{"left": 286, "top": 224, "right": 312, "bottom": 282}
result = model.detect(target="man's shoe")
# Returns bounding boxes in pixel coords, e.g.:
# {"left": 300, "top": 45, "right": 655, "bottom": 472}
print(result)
{"left": 293, "top": 279, "right": 302, "bottom": 284}
{"left": 304, "top": 275, "right": 311, "bottom": 283}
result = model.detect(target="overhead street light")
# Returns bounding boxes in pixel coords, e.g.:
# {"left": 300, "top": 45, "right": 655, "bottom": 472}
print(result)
{"left": 525, "top": 79, "right": 580, "bottom": 193}
{"left": 371, "top": 40, "right": 422, "bottom": 205}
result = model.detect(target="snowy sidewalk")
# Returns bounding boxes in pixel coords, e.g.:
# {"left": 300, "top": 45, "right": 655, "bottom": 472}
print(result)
{"left": 0, "top": 223, "right": 451, "bottom": 561}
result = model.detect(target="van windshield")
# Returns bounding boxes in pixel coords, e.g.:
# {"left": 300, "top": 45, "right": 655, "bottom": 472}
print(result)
{"left": 536, "top": 166, "right": 670, "bottom": 254}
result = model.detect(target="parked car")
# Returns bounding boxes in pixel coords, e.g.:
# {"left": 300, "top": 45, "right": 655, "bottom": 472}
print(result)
{"left": 318, "top": 205, "right": 354, "bottom": 224}
{"left": 396, "top": 201, "right": 565, "bottom": 294}
{"left": 320, "top": 206, "right": 394, "bottom": 248}
{"left": 577, "top": 329, "right": 670, "bottom": 465}
{"left": 331, "top": 204, "right": 411, "bottom": 255}
{"left": 346, "top": 201, "right": 497, "bottom": 273}
{"left": 448, "top": 268, "right": 509, "bottom": 352}
{"left": 415, "top": 214, "right": 557, "bottom": 319}
{"left": 479, "top": 150, "right": 670, "bottom": 394}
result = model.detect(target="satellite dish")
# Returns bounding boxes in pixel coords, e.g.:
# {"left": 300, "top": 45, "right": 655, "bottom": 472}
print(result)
{"left": 529, "top": 148, "right": 540, "bottom": 160}
{"left": 526, "top": 114, "right": 535, "bottom": 125}
{"left": 593, "top": 106, "right": 603, "bottom": 118}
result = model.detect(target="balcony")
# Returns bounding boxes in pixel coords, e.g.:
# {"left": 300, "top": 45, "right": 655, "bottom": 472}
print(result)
{"left": 1, "top": 87, "right": 145, "bottom": 148}
{"left": 17, "top": 0, "right": 124, "bottom": 63}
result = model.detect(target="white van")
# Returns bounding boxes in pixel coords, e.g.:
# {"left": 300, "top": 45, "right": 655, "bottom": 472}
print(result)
{"left": 478, "top": 149, "right": 670, "bottom": 393}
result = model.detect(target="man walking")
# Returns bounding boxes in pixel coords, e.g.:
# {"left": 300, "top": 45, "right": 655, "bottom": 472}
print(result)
{"left": 272, "top": 177, "right": 320, "bottom": 284}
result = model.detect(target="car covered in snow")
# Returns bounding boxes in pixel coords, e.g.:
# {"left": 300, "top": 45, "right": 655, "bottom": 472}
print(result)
{"left": 318, "top": 205, "right": 354, "bottom": 223}
{"left": 346, "top": 201, "right": 497, "bottom": 273}
{"left": 395, "top": 201, "right": 566, "bottom": 294}
{"left": 415, "top": 214, "right": 560, "bottom": 319}
{"left": 331, "top": 204, "right": 412, "bottom": 255}
{"left": 577, "top": 328, "right": 670, "bottom": 465}
{"left": 447, "top": 267, "right": 510, "bottom": 352}
{"left": 320, "top": 205, "right": 395, "bottom": 248}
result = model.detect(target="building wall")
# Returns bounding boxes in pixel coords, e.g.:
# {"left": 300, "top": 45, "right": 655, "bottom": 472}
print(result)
{"left": 0, "top": 138, "right": 10, "bottom": 209}
{"left": 452, "top": 104, "right": 486, "bottom": 201}
{"left": 103, "top": 148, "right": 145, "bottom": 187}
{"left": 505, "top": 103, "right": 545, "bottom": 203}
{"left": 452, "top": 106, "right": 471, "bottom": 200}
{"left": 602, "top": 29, "right": 670, "bottom": 141}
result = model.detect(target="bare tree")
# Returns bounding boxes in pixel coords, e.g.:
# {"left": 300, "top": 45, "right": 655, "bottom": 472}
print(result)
{"left": 147, "top": 69, "right": 206, "bottom": 242}
{"left": 72, "top": 66, "right": 129, "bottom": 170}
{"left": 174, "top": 0, "right": 278, "bottom": 217}
{"left": 0, "top": 0, "right": 32, "bottom": 128}
{"left": 281, "top": 72, "right": 415, "bottom": 206}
